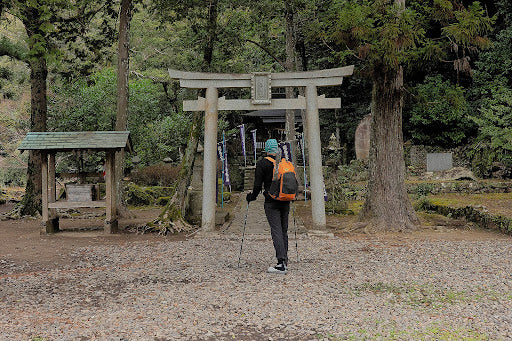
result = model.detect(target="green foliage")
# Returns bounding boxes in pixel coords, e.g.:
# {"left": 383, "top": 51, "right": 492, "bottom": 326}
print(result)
{"left": 335, "top": 160, "right": 369, "bottom": 184}
{"left": 441, "top": 2, "right": 493, "bottom": 49}
{"left": 406, "top": 75, "right": 473, "bottom": 147}
{"left": 137, "top": 114, "right": 191, "bottom": 165}
{"left": 496, "top": 0, "right": 512, "bottom": 28}
{"left": 325, "top": 187, "right": 353, "bottom": 215}
{"left": 48, "top": 68, "right": 186, "bottom": 166}
{"left": 412, "top": 182, "right": 435, "bottom": 199}
{"left": 0, "top": 36, "right": 28, "bottom": 61}
{"left": 468, "top": 82, "right": 512, "bottom": 177}
{"left": 306, "top": 0, "right": 425, "bottom": 71}
{"left": 305, "top": 0, "right": 494, "bottom": 74}
{"left": 0, "top": 1, "right": 117, "bottom": 79}
{"left": 0, "top": 167, "right": 26, "bottom": 187}
{"left": 414, "top": 196, "right": 433, "bottom": 211}
{"left": 468, "top": 26, "right": 512, "bottom": 177}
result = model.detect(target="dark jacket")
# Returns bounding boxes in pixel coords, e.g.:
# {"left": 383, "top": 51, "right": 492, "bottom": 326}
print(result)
{"left": 249, "top": 155, "right": 276, "bottom": 203}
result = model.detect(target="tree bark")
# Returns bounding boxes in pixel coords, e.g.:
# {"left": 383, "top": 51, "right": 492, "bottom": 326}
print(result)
{"left": 155, "top": 0, "right": 217, "bottom": 229}
{"left": 203, "top": 0, "right": 218, "bottom": 69}
{"left": 284, "top": 0, "right": 296, "bottom": 142}
{"left": 19, "top": 6, "right": 48, "bottom": 216}
{"left": 115, "top": 0, "right": 132, "bottom": 215}
{"left": 19, "top": 55, "right": 48, "bottom": 216}
{"left": 284, "top": 0, "right": 301, "bottom": 181}
{"left": 359, "top": 65, "right": 419, "bottom": 231}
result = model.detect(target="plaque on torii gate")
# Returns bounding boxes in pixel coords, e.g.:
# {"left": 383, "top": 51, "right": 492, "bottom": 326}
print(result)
{"left": 169, "top": 66, "right": 354, "bottom": 231}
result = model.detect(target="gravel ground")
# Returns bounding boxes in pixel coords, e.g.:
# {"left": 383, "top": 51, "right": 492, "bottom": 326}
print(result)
{"left": 1, "top": 233, "right": 512, "bottom": 340}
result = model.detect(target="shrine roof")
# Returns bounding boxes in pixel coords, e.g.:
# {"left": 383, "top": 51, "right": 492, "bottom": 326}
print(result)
{"left": 18, "top": 131, "right": 132, "bottom": 152}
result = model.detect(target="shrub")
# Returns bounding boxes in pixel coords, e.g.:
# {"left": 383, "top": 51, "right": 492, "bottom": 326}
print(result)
{"left": 412, "top": 182, "right": 435, "bottom": 199}
{"left": 130, "top": 164, "right": 180, "bottom": 186}
{"left": 405, "top": 75, "right": 474, "bottom": 147}
{"left": 324, "top": 186, "right": 354, "bottom": 215}
{"left": 0, "top": 168, "right": 27, "bottom": 187}
{"left": 335, "top": 159, "right": 368, "bottom": 184}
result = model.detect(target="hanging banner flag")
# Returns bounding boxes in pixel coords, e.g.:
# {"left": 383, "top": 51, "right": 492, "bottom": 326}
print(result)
{"left": 279, "top": 141, "right": 292, "bottom": 162}
{"left": 250, "top": 129, "right": 257, "bottom": 165}
{"left": 239, "top": 124, "right": 247, "bottom": 167}
{"left": 217, "top": 142, "right": 224, "bottom": 161}
{"left": 299, "top": 133, "right": 308, "bottom": 202}
{"left": 222, "top": 132, "right": 231, "bottom": 187}
{"left": 239, "top": 125, "right": 246, "bottom": 158}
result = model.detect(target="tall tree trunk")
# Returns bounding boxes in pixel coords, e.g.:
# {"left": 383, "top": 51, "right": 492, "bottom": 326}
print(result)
{"left": 284, "top": 0, "right": 301, "bottom": 179}
{"left": 19, "top": 56, "right": 47, "bottom": 216}
{"left": 359, "top": 65, "right": 419, "bottom": 231}
{"left": 284, "top": 0, "right": 296, "bottom": 142}
{"left": 115, "top": 0, "right": 132, "bottom": 215}
{"left": 154, "top": 0, "right": 218, "bottom": 231}
{"left": 176, "top": 109, "right": 202, "bottom": 212}
{"left": 177, "top": 0, "right": 218, "bottom": 211}
{"left": 19, "top": 5, "right": 47, "bottom": 217}
{"left": 203, "top": 0, "right": 218, "bottom": 69}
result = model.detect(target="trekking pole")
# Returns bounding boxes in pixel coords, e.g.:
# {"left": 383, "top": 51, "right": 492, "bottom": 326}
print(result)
{"left": 237, "top": 201, "right": 250, "bottom": 268}
{"left": 292, "top": 201, "right": 299, "bottom": 262}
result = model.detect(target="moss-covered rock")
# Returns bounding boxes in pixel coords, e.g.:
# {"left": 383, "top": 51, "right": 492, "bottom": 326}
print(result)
{"left": 124, "top": 183, "right": 177, "bottom": 207}
{"left": 418, "top": 201, "right": 512, "bottom": 235}
{"left": 125, "top": 183, "right": 154, "bottom": 206}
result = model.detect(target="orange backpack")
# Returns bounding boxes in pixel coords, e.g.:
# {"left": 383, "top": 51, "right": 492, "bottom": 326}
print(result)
{"left": 265, "top": 157, "right": 299, "bottom": 201}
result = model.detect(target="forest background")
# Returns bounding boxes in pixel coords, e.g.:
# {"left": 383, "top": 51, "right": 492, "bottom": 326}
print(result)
{"left": 0, "top": 0, "right": 510, "bottom": 213}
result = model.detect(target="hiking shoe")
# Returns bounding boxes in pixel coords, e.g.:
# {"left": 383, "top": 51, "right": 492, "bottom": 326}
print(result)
{"left": 267, "top": 263, "right": 287, "bottom": 274}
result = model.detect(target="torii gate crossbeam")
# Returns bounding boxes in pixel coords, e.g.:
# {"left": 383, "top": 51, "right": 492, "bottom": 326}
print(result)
{"left": 169, "top": 66, "right": 354, "bottom": 231}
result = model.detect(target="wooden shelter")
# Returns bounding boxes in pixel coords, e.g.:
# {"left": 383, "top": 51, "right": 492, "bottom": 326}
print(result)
{"left": 18, "top": 131, "right": 132, "bottom": 234}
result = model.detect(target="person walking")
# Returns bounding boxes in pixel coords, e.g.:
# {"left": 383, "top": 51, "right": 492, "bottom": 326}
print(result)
{"left": 246, "top": 139, "right": 290, "bottom": 274}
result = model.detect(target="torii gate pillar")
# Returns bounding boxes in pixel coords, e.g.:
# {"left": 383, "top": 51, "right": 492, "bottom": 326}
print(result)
{"left": 202, "top": 87, "right": 219, "bottom": 230}
{"left": 169, "top": 67, "right": 354, "bottom": 231}
{"left": 305, "top": 84, "right": 326, "bottom": 226}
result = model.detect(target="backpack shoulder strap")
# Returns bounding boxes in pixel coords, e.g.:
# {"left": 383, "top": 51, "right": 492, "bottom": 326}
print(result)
{"left": 264, "top": 156, "right": 275, "bottom": 164}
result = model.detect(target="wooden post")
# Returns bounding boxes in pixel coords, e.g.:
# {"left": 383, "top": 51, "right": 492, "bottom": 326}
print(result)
{"left": 47, "top": 152, "right": 59, "bottom": 232}
{"left": 201, "top": 87, "right": 219, "bottom": 231}
{"left": 306, "top": 84, "right": 326, "bottom": 228}
{"left": 104, "top": 151, "right": 118, "bottom": 233}
{"left": 41, "top": 151, "right": 49, "bottom": 234}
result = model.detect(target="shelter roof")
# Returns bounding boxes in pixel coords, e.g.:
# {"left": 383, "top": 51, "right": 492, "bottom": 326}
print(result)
{"left": 18, "top": 131, "right": 132, "bottom": 153}
{"left": 244, "top": 109, "right": 303, "bottom": 124}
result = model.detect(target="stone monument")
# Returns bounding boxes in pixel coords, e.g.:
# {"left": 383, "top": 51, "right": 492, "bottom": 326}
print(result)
{"left": 355, "top": 114, "right": 371, "bottom": 160}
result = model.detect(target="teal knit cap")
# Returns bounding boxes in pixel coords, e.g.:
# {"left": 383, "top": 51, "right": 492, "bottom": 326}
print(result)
{"left": 265, "top": 139, "right": 279, "bottom": 154}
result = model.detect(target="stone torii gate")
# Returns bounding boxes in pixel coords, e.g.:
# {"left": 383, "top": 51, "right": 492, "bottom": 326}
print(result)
{"left": 169, "top": 66, "right": 354, "bottom": 231}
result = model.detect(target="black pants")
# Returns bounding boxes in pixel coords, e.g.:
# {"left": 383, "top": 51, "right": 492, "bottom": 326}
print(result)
{"left": 264, "top": 201, "right": 290, "bottom": 263}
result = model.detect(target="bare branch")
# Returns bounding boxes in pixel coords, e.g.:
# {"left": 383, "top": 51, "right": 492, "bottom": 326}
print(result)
{"left": 245, "top": 39, "right": 286, "bottom": 69}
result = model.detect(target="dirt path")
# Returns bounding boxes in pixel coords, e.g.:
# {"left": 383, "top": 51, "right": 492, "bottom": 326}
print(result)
{"left": 0, "top": 204, "right": 184, "bottom": 272}
{"left": 1, "top": 201, "right": 509, "bottom": 275}
{"left": 2, "top": 202, "right": 512, "bottom": 340}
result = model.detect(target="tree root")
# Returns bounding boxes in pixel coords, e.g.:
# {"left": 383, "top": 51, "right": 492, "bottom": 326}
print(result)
{"left": 353, "top": 218, "right": 419, "bottom": 233}
{"left": 140, "top": 192, "right": 196, "bottom": 235}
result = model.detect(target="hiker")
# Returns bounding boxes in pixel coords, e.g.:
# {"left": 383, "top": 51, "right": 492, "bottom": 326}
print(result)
{"left": 246, "top": 138, "right": 290, "bottom": 274}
